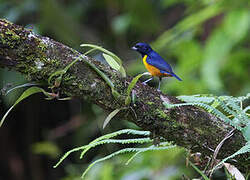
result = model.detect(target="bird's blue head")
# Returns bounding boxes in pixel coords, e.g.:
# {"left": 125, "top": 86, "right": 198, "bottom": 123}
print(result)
{"left": 131, "top": 42, "right": 153, "bottom": 56}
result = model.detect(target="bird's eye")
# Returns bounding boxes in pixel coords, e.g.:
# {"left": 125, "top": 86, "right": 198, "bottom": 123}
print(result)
{"left": 135, "top": 45, "right": 140, "bottom": 48}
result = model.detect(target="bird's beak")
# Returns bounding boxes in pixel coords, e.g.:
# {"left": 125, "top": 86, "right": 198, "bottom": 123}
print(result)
{"left": 131, "top": 46, "right": 137, "bottom": 51}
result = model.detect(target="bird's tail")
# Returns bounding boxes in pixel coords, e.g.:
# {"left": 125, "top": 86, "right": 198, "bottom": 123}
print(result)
{"left": 172, "top": 73, "right": 182, "bottom": 81}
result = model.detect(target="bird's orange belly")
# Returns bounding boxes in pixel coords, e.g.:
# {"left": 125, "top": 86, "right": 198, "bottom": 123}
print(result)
{"left": 143, "top": 55, "right": 172, "bottom": 77}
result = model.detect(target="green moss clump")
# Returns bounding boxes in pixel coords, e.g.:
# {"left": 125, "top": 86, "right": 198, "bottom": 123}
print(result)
{"left": 147, "top": 101, "right": 154, "bottom": 105}
{"left": 155, "top": 109, "right": 167, "bottom": 119}
{"left": 5, "top": 29, "right": 20, "bottom": 40}
{"left": 37, "top": 41, "right": 47, "bottom": 51}
{"left": 1, "top": 30, "right": 20, "bottom": 48}
{"left": 0, "top": 33, "right": 6, "bottom": 44}
{"left": 193, "top": 127, "right": 204, "bottom": 135}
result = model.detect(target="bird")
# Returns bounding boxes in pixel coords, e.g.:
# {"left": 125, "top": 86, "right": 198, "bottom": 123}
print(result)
{"left": 131, "top": 42, "right": 182, "bottom": 91}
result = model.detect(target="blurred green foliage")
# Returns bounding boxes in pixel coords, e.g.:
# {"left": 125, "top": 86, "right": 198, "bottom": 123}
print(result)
{"left": 32, "top": 141, "right": 61, "bottom": 159}
{"left": 0, "top": 0, "right": 249, "bottom": 179}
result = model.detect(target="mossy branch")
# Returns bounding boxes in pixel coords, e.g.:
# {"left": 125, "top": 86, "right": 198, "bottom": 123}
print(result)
{"left": 0, "top": 19, "right": 248, "bottom": 170}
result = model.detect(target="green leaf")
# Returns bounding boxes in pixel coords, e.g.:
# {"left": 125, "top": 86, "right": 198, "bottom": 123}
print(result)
{"left": 242, "top": 122, "right": 250, "bottom": 141}
{"left": 48, "top": 69, "right": 65, "bottom": 86}
{"left": 103, "top": 53, "right": 120, "bottom": 71}
{"left": 80, "top": 44, "right": 126, "bottom": 77}
{"left": 111, "top": 89, "right": 120, "bottom": 99}
{"left": 131, "top": 90, "right": 137, "bottom": 104}
{"left": 125, "top": 96, "right": 131, "bottom": 106}
{"left": 57, "top": 97, "right": 72, "bottom": 101}
{"left": 78, "top": 54, "right": 122, "bottom": 99}
{"left": 119, "top": 66, "right": 127, "bottom": 78}
{"left": 0, "top": 87, "right": 46, "bottom": 127}
{"left": 5, "top": 82, "right": 39, "bottom": 95}
{"left": 83, "top": 57, "right": 114, "bottom": 89}
{"left": 81, "top": 44, "right": 121, "bottom": 63}
{"left": 125, "top": 72, "right": 150, "bottom": 105}
{"left": 48, "top": 55, "right": 83, "bottom": 86}
{"left": 126, "top": 72, "right": 150, "bottom": 96}
{"left": 189, "top": 161, "right": 210, "bottom": 180}
{"left": 103, "top": 109, "right": 121, "bottom": 129}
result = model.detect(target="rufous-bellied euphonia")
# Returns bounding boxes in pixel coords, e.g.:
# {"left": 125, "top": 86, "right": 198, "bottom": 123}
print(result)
{"left": 132, "top": 42, "right": 182, "bottom": 91}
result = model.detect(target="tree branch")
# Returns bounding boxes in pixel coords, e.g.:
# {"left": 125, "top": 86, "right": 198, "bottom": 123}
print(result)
{"left": 0, "top": 19, "right": 248, "bottom": 170}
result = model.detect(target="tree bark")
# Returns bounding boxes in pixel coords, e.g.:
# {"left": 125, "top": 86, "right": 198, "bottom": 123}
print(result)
{"left": 0, "top": 19, "right": 248, "bottom": 171}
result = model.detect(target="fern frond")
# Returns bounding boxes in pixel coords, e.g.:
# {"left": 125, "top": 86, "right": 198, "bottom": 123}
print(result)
{"left": 163, "top": 101, "right": 242, "bottom": 130}
{"left": 216, "top": 98, "right": 244, "bottom": 125}
{"left": 125, "top": 142, "right": 175, "bottom": 165}
{"left": 81, "top": 143, "right": 175, "bottom": 179}
{"left": 226, "top": 93, "right": 249, "bottom": 102}
{"left": 81, "top": 147, "right": 146, "bottom": 178}
{"left": 217, "top": 97, "right": 249, "bottom": 126}
{"left": 90, "top": 129, "right": 150, "bottom": 144}
{"left": 54, "top": 129, "right": 151, "bottom": 168}
{"left": 80, "top": 138, "right": 152, "bottom": 159}
{"left": 243, "top": 106, "right": 250, "bottom": 113}
{"left": 177, "top": 95, "right": 215, "bottom": 103}
{"left": 212, "top": 142, "right": 250, "bottom": 171}
{"left": 53, "top": 146, "right": 87, "bottom": 168}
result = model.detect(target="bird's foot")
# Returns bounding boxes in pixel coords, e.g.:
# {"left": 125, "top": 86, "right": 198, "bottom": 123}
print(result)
{"left": 142, "top": 77, "right": 153, "bottom": 85}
